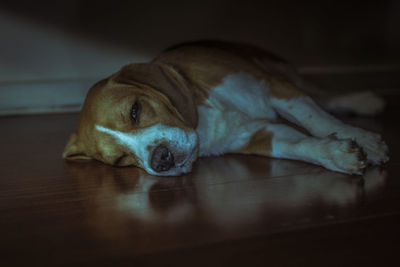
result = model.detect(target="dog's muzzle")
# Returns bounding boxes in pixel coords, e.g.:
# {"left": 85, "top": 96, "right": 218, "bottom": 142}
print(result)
{"left": 150, "top": 145, "right": 175, "bottom": 172}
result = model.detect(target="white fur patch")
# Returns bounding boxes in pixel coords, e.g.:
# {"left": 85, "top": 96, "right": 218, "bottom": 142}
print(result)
{"left": 271, "top": 96, "right": 344, "bottom": 137}
{"left": 196, "top": 73, "right": 277, "bottom": 156}
{"left": 261, "top": 124, "right": 366, "bottom": 174}
{"left": 270, "top": 96, "right": 389, "bottom": 165}
{"left": 96, "top": 123, "right": 199, "bottom": 176}
{"left": 207, "top": 73, "right": 276, "bottom": 119}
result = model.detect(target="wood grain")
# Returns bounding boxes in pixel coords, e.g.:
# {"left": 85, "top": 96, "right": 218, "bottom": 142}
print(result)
{"left": 0, "top": 101, "right": 399, "bottom": 266}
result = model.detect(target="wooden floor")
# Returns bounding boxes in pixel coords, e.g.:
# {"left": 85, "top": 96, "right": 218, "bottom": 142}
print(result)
{"left": 1, "top": 97, "right": 400, "bottom": 267}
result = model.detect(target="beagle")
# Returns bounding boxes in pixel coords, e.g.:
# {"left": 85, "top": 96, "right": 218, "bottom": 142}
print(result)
{"left": 63, "top": 41, "right": 389, "bottom": 176}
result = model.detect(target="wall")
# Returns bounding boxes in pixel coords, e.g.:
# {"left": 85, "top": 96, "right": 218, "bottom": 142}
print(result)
{"left": 1, "top": 0, "right": 399, "bottom": 115}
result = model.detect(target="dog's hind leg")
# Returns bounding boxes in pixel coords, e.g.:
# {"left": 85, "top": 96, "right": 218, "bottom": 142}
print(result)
{"left": 235, "top": 123, "right": 367, "bottom": 175}
{"left": 269, "top": 93, "right": 389, "bottom": 165}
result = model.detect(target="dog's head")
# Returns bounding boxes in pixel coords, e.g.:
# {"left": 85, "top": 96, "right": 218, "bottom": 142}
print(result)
{"left": 63, "top": 63, "right": 199, "bottom": 176}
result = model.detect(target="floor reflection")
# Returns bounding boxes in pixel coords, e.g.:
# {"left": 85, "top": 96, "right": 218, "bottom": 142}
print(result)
{"left": 64, "top": 155, "right": 387, "bottom": 249}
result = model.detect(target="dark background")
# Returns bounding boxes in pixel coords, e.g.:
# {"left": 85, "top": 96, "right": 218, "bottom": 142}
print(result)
{"left": 1, "top": 0, "right": 399, "bottom": 66}
{"left": 1, "top": 0, "right": 399, "bottom": 115}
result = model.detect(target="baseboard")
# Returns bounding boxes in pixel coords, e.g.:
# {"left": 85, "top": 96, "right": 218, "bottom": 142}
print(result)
{"left": 0, "top": 79, "right": 96, "bottom": 116}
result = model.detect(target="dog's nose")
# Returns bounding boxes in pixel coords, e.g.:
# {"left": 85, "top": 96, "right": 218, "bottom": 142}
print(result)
{"left": 151, "top": 145, "right": 175, "bottom": 172}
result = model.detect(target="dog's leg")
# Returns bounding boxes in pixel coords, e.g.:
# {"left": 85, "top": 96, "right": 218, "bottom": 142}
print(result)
{"left": 270, "top": 95, "right": 389, "bottom": 165}
{"left": 236, "top": 123, "right": 367, "bottom": 175}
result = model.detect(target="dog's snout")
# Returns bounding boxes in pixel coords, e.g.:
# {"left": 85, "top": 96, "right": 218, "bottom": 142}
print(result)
{"left": 151, "top": 145, "right": 175, "bottom": 172}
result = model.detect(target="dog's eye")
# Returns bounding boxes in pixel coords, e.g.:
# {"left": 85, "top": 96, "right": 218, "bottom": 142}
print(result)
{"left": 131, "top": 101, "right": 141, "bottom": 124}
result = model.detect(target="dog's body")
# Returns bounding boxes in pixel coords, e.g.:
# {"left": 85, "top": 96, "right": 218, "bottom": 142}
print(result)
{"left": 63, "top": 41, "right": 389, "bottom": 176}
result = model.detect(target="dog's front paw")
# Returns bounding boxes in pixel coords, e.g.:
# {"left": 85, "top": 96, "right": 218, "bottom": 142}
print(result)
{"left": 351, "top": 131, "right": 389, "bottom": 165}
{"left": 321, "top": 139, "right": 367, "bottom": 175}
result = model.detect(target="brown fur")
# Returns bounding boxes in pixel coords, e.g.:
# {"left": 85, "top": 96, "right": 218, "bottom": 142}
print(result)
{"left": 63, "top": 67, "right": 196, "bottom": 166}
{"left": 154, "top": 41, "right": 305, "bottom": 100}
{"left": 63, "top": 41, "right": 306, "bottom": 167}
{"left": 234, "top": 129, "right": 274, "bottom": 156}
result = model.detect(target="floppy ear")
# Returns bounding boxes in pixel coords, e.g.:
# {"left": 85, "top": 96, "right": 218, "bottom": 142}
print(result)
{"left": 62, "top": 133, "right": 92, "bottom": 161}
{"left": 115, "top": 63, "right": 198, "bottom": 128}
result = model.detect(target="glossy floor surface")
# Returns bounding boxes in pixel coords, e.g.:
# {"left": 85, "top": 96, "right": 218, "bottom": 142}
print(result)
{"left": 1, "top": 98, "right": 400, "bottom": 266}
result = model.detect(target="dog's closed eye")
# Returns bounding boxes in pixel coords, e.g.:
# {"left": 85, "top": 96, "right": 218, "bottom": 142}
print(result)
{"left": 131, "top": 101, "right": 141, "bottom": 124}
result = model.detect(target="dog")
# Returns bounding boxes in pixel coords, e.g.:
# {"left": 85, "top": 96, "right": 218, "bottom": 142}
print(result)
{"left": 63, "top": 40, "right": 389, "bottom": 176}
